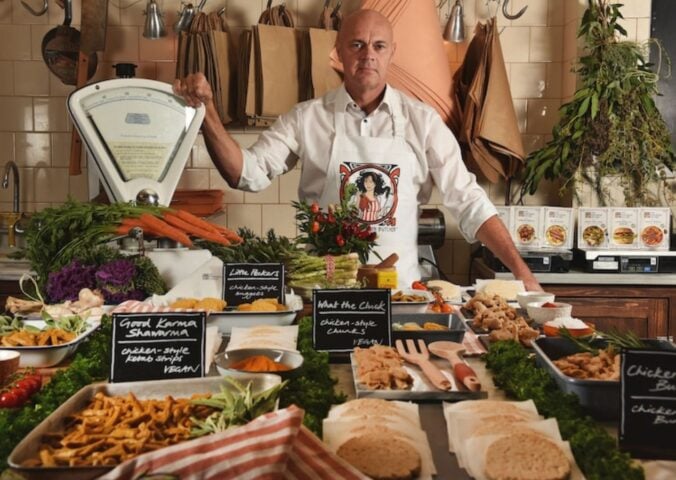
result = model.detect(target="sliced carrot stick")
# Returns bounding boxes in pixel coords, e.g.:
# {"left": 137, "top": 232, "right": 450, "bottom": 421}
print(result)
{"left": 138, "top": 213, "right": 193, "bottom": 247}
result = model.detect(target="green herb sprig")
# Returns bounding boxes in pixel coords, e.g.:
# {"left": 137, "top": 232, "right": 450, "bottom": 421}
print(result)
{"left": 485, "top": 341, "right": 644, "bottom": 480}
{"left": 190, "top": 377, "right": 287, "bottom": 437}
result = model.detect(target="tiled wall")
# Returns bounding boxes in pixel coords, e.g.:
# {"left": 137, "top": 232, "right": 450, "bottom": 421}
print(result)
{"left": 0, "top": 0, "right": 660, "bottom": 283}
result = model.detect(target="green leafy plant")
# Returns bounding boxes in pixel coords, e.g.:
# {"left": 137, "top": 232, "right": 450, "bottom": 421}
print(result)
{"left": 293, "top": 192, "right": 377, "bottom": 265}
{"left": 521, "top": 0, "right": 674, "bottom": 206}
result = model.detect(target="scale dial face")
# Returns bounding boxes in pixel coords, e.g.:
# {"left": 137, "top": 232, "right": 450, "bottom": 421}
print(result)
{"left": 68, "top": 79, "right": 205, "bottom": 205}
{"left": 81, "top": 86, "right": 195, "bottom": 182}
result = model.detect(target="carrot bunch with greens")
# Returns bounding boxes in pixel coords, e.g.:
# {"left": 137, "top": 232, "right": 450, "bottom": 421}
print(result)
{"left": 116, "top": 209, "right": 242, "bottom": 247}
{"left": 19, "top": 201, "right": 243, "bottom": 291}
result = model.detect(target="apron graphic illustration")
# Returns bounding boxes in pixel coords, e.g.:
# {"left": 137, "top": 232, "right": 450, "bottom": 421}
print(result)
{"left": 340, "top": 163, "right": 400, "bottom": 226}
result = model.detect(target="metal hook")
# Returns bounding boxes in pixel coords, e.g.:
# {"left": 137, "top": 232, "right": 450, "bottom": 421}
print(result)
{"left": 21, "top": 0, "right": 48, "bottom": 16}
{"left": 218, "top": 0, "right": 229, "bottom": 16}
{"left": 331, "top": 0, "right": 342, "bottom": 16}
{"left": 502, "top": 0, "right": 527, "bottom": 20}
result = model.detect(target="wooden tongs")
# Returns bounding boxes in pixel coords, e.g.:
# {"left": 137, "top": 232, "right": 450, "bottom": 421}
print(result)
{"left": 395, "top": 339, "right": 451, "bottom": 391}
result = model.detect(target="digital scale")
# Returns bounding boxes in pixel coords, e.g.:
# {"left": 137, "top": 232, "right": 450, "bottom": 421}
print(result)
{"left": 576, "top": 249, "right": 676, "bottom": 273}
{"left": 482, "top": 247, "right": 573, "bottom": 273}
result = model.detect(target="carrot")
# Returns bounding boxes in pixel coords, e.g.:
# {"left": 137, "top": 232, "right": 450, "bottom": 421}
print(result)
{"left": 214, "top": 225, "right": 243, "bottom": 244}
{"left": 118, "top": 218, "right": 163, "bottom": 237}
{"left": 138, "top": 213, "right": 193, "bottom": 247}
{"left": 163, "top": 213, "right": 230, "bottom": 246}
{"left": 172, "top": 209, "right": 223, "bottom": 235}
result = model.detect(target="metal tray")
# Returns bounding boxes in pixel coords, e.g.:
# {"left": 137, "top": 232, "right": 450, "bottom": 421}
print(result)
{"left": 207, "top": 308, "right": 299, "bottom": 334}
{"left": 0, "top": 319, "right": 100, "bottom": 368}
{"left": 392, "top": 313, "right": 465, "bottom": 344}
{"left": 350, "top": 353, "right": 486, "bottom": 401}
{"left": 8, "top": 374, "right": 282, "bottom": 480}
{"left": 532, "top": 337, "right": 675, "bottom": 420}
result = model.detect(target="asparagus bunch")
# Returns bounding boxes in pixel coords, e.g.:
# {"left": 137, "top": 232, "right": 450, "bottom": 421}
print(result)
{"left": 287, "top": 252, "right": 360, "bottom": 288}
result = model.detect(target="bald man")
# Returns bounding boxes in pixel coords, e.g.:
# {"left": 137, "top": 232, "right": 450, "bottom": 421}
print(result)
{"left": 173, "top": 9, "right": 541, "bottom": 290}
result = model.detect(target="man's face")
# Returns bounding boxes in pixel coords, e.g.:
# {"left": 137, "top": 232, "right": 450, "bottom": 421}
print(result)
{"left": 337, "top": 13, "right": 396, "bottom": 95}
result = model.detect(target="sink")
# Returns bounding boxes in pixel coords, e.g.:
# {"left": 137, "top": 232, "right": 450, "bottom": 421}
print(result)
{"left": 0, "top": 257, "right": 32, "bottom": 281}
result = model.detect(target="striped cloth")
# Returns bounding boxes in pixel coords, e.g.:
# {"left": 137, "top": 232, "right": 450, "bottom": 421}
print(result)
{"left": 112, "top": 300, "right": 204, "bottom": 314}
{"left": 462, "top": 329, "right": 487, "bottom": 356}
{"left": 97, "top": 405, "right": 368, "bottom": 480}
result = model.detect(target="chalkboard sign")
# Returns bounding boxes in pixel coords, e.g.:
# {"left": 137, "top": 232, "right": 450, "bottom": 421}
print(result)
{"left": 223, "top": 263, "right": 285, "bottom": 307}
{"left": 619, "top": 348, "right": 676, "bottom": 460}
{"left": 312, "top": 289, "right": 391, "bottom": 352}
{"left": 110, "top": 312, "right": 206, "bottom": 383}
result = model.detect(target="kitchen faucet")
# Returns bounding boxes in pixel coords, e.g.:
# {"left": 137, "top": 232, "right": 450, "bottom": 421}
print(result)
{"left": 2, "top": 161, "right": 20, "bottom": 214}
{"left": 1, "top": 161, "right": 21, "bottom": 248}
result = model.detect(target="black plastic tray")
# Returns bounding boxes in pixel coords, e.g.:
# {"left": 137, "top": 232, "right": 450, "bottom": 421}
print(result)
{"left": 392, "top": 313, "right": 465, "bottom": 344}
{"left": 532, "top": 337, "right": 675, "bottom": 420}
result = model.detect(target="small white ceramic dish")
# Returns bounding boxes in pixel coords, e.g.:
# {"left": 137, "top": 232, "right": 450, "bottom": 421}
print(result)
{"left": 215, "top": 348, "right": 304, "bottom": 380}
{"left": 526, "top": 301, "right": 573, "bottom": 325}
{"left": 516, "top": 291, "right": 556, "bottom": 309}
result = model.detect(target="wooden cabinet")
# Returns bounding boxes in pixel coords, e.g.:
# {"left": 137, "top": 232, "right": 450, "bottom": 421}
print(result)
{"left": 541, "top": 286, "right": 670, "bottom": 338}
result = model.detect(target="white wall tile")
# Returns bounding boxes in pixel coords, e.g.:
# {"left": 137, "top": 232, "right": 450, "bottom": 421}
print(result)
{"left": 526, "top": 99, "right": 561, "bottom": 135}
{"left": 500, "top": 27, "right": 530, "bottom": 62}
{"left": 15, "top": 132, "right": 51, "bottom": 167}
{"left": 0, "top": 97, "right": 33, "bottom": 131}
{"left": 227, "top": 204, "right": 262, "bottom": 236}
{"left": 262, "top": 204, "right": 297, "bottom": 238}
{"left": 0, "top": 61, "right": 13, "bottom": 95}
{"left": 509, "top": 0, "right": 547, "bottom": 27}
{"left": 510, "top": 63, "right": 547, "bottom": 98}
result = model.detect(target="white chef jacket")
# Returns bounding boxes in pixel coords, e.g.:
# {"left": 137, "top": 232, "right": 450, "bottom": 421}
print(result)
{"left": 238, "top": 85, "right": 497, "bottom": 243}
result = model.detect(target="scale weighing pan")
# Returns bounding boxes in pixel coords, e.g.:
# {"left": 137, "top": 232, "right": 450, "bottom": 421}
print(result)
{"left": 68, "top": 79, "right": 205, "bottom": 205}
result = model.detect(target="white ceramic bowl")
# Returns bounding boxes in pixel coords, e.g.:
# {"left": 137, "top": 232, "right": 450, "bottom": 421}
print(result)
{"left": 526, "top": 301, "right": 573, "bottom": 325}
{"left": 516, "top": 291, "right": 555, "bottom": 309}
{"left": 214, "top": 348, "right": 304, "bottom": 380}
{"left": 391, "top": 289, "right": 435, "bottom": 315}
{"left": 0, "top": 350, "right": 20, "bottom": 384}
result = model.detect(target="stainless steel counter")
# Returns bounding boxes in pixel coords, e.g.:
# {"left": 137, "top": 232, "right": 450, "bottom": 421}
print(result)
{"left": 473, "top": 259, "right": 676, "bottom": 285}
{"left": 0, "top": 258, "right": 31, "bottom": 281}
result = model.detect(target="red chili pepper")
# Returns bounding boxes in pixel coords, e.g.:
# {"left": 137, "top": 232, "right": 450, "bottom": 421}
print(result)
{"left": 311, "top": 221, "right": 320, "bottom": 234}
{"left": 411, "top": 281, "right": 428, "bottom": 291}
{"left": 310, "top": 202, "right": 320, "bottom": 214}
{"left": 336, "top": 234, "right": 345, "bottom": 247}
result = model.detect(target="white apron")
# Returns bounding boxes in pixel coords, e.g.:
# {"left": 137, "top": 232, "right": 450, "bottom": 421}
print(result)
{"left": 311, "top": 98, "right": 424, "bottom": 288}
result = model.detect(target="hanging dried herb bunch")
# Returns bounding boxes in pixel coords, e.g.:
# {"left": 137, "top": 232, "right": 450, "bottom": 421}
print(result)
{"left": 520, "top": 0, "right": 674, "bottom": 206}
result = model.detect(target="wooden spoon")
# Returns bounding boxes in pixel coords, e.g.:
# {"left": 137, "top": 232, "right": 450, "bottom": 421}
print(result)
{"left": 428, "top": 341, "right": 481, "bottom": 392}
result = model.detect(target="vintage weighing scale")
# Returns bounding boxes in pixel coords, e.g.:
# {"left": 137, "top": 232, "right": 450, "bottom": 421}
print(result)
{"left": 67, "top": 78, "right": 225, "bottom": 297}
{"left": 482, "top": 247, "right": 573, "bottom": 273}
